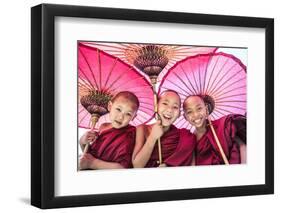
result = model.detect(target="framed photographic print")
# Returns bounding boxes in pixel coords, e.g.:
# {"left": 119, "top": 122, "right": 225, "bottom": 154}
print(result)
{"left": 31, "top": 3, "right": 274, "bottom": 209}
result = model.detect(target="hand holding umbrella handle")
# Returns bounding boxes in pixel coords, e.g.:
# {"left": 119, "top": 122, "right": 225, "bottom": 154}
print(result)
{"left": 83, "top": 117, "right": 99, "bottom": 154}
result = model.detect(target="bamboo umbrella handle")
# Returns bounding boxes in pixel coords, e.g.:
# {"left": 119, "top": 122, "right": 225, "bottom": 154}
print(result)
{"left": 208, "top": 117, "right": 229, "bottom": 165}
{"left": 83, "top": 115, "right": 99, "bottom": 154}
{"left": 152, "top": 83, "right": 162, "bottom": 165}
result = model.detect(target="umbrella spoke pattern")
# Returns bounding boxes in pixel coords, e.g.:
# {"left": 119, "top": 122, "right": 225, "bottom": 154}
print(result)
{"left": 159, "top": 52, "right": 247, "bottom": 130}
{"left": 80, "top": 41, "right": 217, "bottom": 83}
{"left": 78, "top": 43, "right": 155, "bottom": 129}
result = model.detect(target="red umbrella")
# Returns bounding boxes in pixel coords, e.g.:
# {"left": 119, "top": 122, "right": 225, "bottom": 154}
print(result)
{"left": 78, "top": 43, "right": 155, "bottom": 130}
{"left": 159, "top": 52, "right": 247, "bottom": 164}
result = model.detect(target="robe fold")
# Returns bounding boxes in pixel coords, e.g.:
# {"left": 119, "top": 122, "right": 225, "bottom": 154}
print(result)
{"left": 88, "top": 125, "right": 136, "bottom": 168}
{"left": 145, "top": 125, "right": 196, "bottom": 167}
{"left": 195, "top": 114, "right": 246, "bottom": 165}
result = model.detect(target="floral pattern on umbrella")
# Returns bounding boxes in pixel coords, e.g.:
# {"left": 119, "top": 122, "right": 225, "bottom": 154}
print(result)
{"left": 78, "top": 43, "right": 155, "bottom": 129}
{"left": 158, "top": 52, "right": 247, "bottom": 130}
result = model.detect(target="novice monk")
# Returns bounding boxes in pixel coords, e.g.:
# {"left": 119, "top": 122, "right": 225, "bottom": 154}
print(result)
{"left": 79, "top": 91, "right": 139, "bottom": 170}
{"left": 182, "top": 95, "right": 246, "bottom": 165}
{"left": 132, "top": 90, "right": 196, "bottom": 168}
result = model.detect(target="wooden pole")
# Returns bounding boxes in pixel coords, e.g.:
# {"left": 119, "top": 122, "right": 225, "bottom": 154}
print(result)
{"left": 83, "top": 114, "right": 100, "bottom": 154}
{"left": 152, "top": 82, "right": 162, "bottom": 165}
{"left": 207, "top": 117, "right": 229, "bottom": 165}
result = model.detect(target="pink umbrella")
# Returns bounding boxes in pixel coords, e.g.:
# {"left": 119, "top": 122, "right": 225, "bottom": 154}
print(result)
{"left": 78, "top": 43, "right": 155, "bottom": 130}
{"left": 80, "top": 41, "right": 217, "bottom": 83}
{"left": 158, "top": 52, "right": 247, "bottom": 131}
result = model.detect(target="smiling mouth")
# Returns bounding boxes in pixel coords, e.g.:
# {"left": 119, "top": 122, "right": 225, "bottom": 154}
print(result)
{"left": 192, "top": 118, "right": 203, "bottom": 125}
{"left": 162, "top": 114, "right": 172, "bottom": 121}
{"left": 114, "top": 120, "right": 122, "bottom": 125}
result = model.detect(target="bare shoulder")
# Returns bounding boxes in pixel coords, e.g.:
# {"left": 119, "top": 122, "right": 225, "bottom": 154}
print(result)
{"left": 136, "top": 124, "right": 151, "bottom": 138}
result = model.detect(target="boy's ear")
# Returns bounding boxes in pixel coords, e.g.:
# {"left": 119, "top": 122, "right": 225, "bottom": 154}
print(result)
{"left": 108, "top": 101, "right": 113, "bottom": 111}
{"left": 205, "top": 104, "right": 209, "bottom": 116}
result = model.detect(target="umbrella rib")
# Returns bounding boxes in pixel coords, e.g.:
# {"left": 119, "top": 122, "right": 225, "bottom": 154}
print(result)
{"left": 215, "top": 86, "right": 246, "bottom": 100}
{"left": 207, "top": 57, "right": 230, "bottom": 95}
{"left": 210, "top": 76, "right": 246, "bottom": 98}
{"left": 78, "top": 81, "right": 91, "bottom": 91}
{"left": 79, "top": 49, "right": 100, "bottom": 90}
{"left": 190, "top": 59, "right": 200, "bottom": 94}
{"left": 208, "top": 63, "right": 239, "bottom": 95}
{"left": 78, "top": 106, "right": 85, "bottom": 114}
{"left": 215, "top": 107, "right": 234, "bottom": 116}
{"left": 180, "top": 64, "right": 198, "bottom": 94}
{"left": 97, "top": 49, "right": 102, "bottom": 91}
{"left": 135, "top": 112, "right": 150, "bottom": 122}
{"left": 172, "top": 71, "right": 196, "bottom": 95}
{"left": 198, "top": 57, "right": 202, "bottom": 94}
{"left": 212, "top": 110, "right": 224, "bottom": 118}
{"left": 79, "top": 109, "right": 90, "bottom": 124}
{"left": 110, "top": 75, "right": 151, "bottom": 93}
{"left": 78, "top": 67, "right": 96, "bottom": 90}
{"left": 216, "top": 105, "right": 245, "bottom": 114}
{"left": 161, "top": 86, "right": 188, "bottom": 97}
{"left": 163, "top": 79, "right": 191, "bottom": 96}
{"left": 78, "top": 77, "right": 93, "bottom": 90}
{"left": 216, "top": 100, "right": 246, "bottom": 103}
{"left": 105, "top": 67, "right": 132, "bottom": 92}
{"left": 215, "top": 93, "right": 247, "bottom": 102}
{"left": 203, "top": 54, "right": 213, "bottom": 94}
{"left": 205, "top": 54, "right": 220, "bottom": 93}
{"left": 216, "top": 104, "right": 246, "bottom": 111}
{"left": 103, "top": 58, "right": 118, "bottom": 90}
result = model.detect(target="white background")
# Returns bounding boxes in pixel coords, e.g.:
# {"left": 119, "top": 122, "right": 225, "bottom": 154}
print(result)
{"left": 56, "top": 17, "right": 263, "bottom": 196}
{"left": 0, "top": 0, "right": 279, "bottom": 212}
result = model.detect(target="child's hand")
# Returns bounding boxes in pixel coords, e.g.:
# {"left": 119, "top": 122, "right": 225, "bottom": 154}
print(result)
{"left": 150, "top": 120, "right": 164, "bottom": 140}
{"left": 79, "top": 131, "right": 98, "bottom": 145}
{"left": 79, "top": 153, "right": 95, "bottom": 170}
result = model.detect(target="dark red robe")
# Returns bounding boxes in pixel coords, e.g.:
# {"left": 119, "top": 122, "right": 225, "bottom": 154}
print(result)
{"left": 88, "top": 125, "right": 136, "bottom": 168}
{"left": 145, "top": 125, "right": 196, "bottom": 167}
{"left": 195, "top": 114, "right": 246, "bottom": 165}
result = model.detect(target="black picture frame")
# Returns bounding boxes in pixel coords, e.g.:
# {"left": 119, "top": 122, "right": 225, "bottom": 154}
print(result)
{"left": 31, "top": 3, "right": 274, "bottom": 209}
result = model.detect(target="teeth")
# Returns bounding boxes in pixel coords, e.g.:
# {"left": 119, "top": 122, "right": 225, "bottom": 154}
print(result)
{"left": 193, "top": 119, "right": 201, "bottom": 124}
{"left": 163, "top": 115, "right": 172, "bottom": 119}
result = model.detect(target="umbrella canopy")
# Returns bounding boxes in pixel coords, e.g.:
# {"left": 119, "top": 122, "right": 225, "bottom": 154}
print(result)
{"left": 158, "top": 52, "right": 247, "bottom": 130}
{"left": 78, "top": 43, "right": 155, "bottom": 129}
{"left": 80, "top": 41, "right": 217, "bottom": 82}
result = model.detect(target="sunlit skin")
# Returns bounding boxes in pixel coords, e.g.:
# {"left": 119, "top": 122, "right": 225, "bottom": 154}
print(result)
{"left": 183, "top": 96, "right": 209, "bottom": 139}
{"left": 79, "top": 95, "right": 138, "bottom": 170}
{"left": 107, "top": 96, "right": 138, "bottom": 129}
{"left": 157, "top": 91, "right": 181, "bottom": 130}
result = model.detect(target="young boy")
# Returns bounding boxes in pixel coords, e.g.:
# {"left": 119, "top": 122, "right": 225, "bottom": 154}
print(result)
{"left": 79, "top": 91, "right": 139, "bottom": 170}
{"left": 182, "top": 95, "right": 246, "bottom": 165}
{"left": 132, "top": 90, "right": 196, "bottom": 168}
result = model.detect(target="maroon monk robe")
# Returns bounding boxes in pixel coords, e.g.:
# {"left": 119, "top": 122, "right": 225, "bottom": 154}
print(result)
{"left": 88, "top": 125, "right": 136, "bottom": 168}
{"left": 195, "top": 114, "right": 246, "bottom": 165}
{"left": 145, "top": 125, "right": 196, "bottom": 167}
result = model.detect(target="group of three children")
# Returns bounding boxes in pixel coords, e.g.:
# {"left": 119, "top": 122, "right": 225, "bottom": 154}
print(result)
{"left": 79, "top": 90, "right": 246, "bottom": 170}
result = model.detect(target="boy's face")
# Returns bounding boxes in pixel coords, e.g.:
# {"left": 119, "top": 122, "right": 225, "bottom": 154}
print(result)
{"left": 157, "top": 91, "right": 180, "bottom": 127}
{"left": 183, "top": 96, "right": 208, "bottom": 129}
{"left": 108, "top": 97, "right": 137, "bottom": 129}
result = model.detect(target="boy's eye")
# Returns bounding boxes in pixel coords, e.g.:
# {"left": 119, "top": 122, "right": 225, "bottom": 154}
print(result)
{"left": 173, "top": 106, "right": 179, "bottom": 109}
{"left": 116, "top": 108, "right": 121, "bottom": 112}
{"left": 162, "top": 102, "right": 168, "bottom": 105}
{"left": 126, "top": 113, "right": 132, "bottom": 117}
